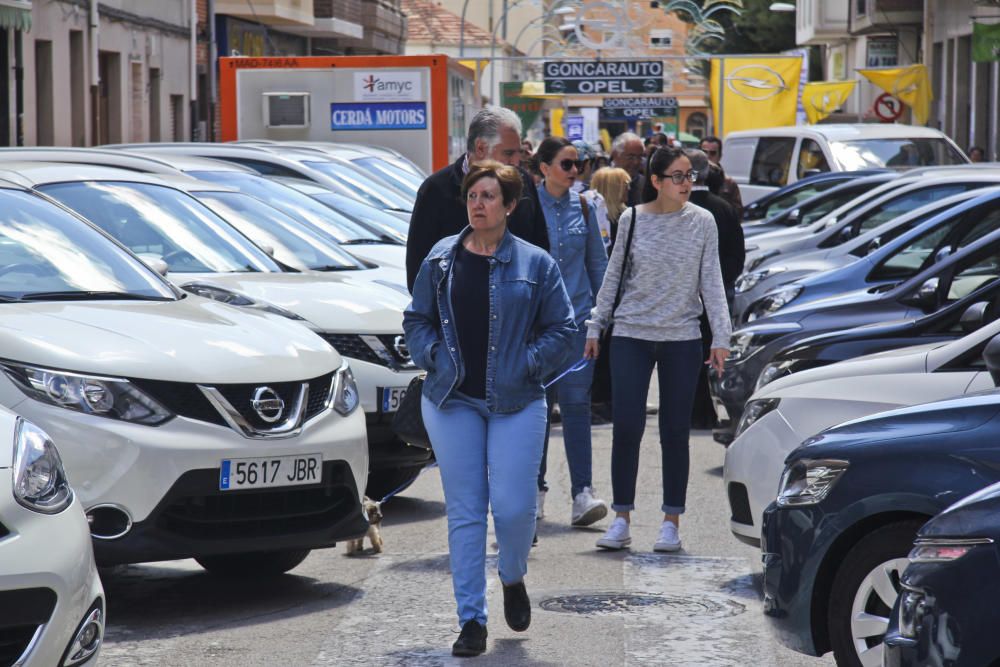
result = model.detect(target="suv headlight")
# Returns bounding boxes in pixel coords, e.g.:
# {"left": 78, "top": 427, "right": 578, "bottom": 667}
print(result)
{"left": 332, "top": 362, "right": 360, "bottom": 416}
{"left": 2, "top": 363, "right": 173, "bottom": 425}
{"left": 755, "top": 360, "right": 800, "bottom": 391}
{"left": 735, "top": 267, "right": 787, "bottom": 294}
{"left": 747, "top": 285, "right": 802, "bottom": 322}
{"left": 776, "top": 458, "right": 849, "bottom": 507}
{"left": 908, "top": 537, "right": 993, "bottom": 563}
{"left": 13, "top": 418, "right": 73, "bottom": 514}
{"left": 182, "top": 283, "right": 313, "bottom": 325}
{"left": 735, "top": 397, "right": 780, "bottom": 436}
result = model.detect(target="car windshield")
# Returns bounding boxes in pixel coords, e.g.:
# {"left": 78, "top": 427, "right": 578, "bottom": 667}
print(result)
{"left": 830, "top": 138, "right": 967, "bottom": 170}
{"left": 310, "top": 192, "right": 408, "bottom": 243}
{"left": 39, "top": 181, "right": 280, "bottom": 274}
{"left": 188, "top": 170, "right": 387, "bottom": 246}
{"left": 352, "top": 156, "right": 423, "bottom": 197}
{"left": 193, "top": 191, "right": 365, "bottom": 271}
{"left": 0, "top": 189, "right": 176, "bottom": 301}
{"left": 300, "top": 160, "right": 413, "bottom": 211}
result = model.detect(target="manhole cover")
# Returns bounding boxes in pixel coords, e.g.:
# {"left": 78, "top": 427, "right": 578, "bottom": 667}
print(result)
{"left": 539, "top": 592, "right": 744, "bottom": 618}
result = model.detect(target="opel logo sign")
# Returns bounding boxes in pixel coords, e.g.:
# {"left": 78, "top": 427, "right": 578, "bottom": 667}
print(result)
{"left": 393, "top": 335, "right": 411, "bottom": 361}
{"left": 810, "top": 90, "right": 846, "bottom": 115}
{"left": 726, "top": 65, "right": 789, "bottom": 101}
{"left": 573, "top": 1, "right": 627, "bottom": 52}
{"left": 251, "top": 386, "right": 285, "bottom": 423}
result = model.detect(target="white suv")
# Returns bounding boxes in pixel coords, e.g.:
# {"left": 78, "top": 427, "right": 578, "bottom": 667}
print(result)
{"left": 0, "top": 177, "right": 368, "bottom": 572}
{"left": 1, "top": 410, "right": 105, "bottom": 667}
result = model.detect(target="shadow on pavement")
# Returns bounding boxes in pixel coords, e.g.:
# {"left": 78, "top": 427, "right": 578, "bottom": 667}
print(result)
{"left": 381, "top": 495, "right": 446, "bottom": 527}
{"left": 705, "top": 465, "right": 724, "bottom": 477}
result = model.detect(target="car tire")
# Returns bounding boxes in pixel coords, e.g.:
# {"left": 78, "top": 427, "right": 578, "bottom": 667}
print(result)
{"left": 827, "top": 520, "right": 922, "bottom": 667}
{"left": 195, "top": 549, "right": 311, "bottom": 576}
{"left": 365, "top": 464, "right": 424, "bottom": 501}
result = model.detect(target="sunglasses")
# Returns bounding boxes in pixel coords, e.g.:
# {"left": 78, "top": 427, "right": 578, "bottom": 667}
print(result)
{"left": 558, "top": 159, "right": 586, "bottom": 173}
{"left": 658, "top": 170, "right": 698, "bottom": 185}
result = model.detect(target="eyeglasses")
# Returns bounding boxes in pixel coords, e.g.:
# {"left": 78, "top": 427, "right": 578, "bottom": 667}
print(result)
{"left": 658, "top": 170, "right": 698, "bottom": 185}
{"left": 558, "top": 159, "right": 585, "bottom": 173}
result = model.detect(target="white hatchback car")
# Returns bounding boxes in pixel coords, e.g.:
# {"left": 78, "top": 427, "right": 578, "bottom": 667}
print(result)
{"left": 0, "top": 176, "right": 368, "bottom": 572}
{"left": 723, "top": 318, "right": 1000, "bottom": 546}
{"left": 1, "top": 411, "right": 105, "bottom": 667}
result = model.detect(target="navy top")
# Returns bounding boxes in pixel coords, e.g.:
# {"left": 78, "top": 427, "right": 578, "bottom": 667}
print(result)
{"left": 453, "top": 243, "right": 491, "bottom": 399}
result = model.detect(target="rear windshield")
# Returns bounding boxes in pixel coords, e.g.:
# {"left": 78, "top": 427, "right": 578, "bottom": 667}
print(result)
{"left": 830, "top": 138, "right": 966, "bottom": 170}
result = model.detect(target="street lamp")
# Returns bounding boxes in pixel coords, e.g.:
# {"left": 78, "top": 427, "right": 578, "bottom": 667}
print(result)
{"left": 769, "top": 2, "right": 795, "bottom": 11}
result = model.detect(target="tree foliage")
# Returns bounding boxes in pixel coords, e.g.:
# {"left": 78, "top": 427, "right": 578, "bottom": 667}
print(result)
{"left": 714, "top": 0, "right": 797, "bottom": 54}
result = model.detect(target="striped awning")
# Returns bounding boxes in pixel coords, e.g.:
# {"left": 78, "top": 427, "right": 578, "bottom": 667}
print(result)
{"left": 0, "top": 1, "right": 30, "bottom": 32}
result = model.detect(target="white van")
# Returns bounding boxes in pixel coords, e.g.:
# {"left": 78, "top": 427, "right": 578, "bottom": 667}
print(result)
{"left": 721, "top": 124, "right": 969, "bottom": 204}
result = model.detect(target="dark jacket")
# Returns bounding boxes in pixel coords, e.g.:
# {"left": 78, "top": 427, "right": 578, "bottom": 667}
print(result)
{"left": 403, "top": 227, "right": 575, "bottom": 413}
{"left": 691, "top": 189, "right": 744, "bottom": 300}
{"left": 405, "top": 155, "right": 550, "bottom": 292}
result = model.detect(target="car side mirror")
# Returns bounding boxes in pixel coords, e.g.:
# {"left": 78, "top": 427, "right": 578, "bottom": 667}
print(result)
{"left": 787, "top": 208, "right": 801, "bottom": 224}
{"left": 983, "top": 334, "right": 1000, "bottom": 386}
{"left": 960, "top": 301, "right": 990, "bottom": 333}
{"left": 743, "top": 202, "right": 762, "bottom": 220}
{"left": 867, "top": 236, "right": 882, "bottom": 253}
{"left": 838, "top": 227, "right": 853, "bottom": 244}
{"left": 934, "top": 247, "right": 952, "bottom": 263}
{"left": 138, "top": 253, "right": 169, "bottom": 276}
{"left": 903, "top": 277, "right": 939, "bottom": 310}
{"left": 256, "top": 242, "right": 276, "bottom": 257}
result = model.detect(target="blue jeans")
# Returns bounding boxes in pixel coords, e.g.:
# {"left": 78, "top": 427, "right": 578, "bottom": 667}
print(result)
{"left": 538, "top": 328, "right": 594, "bottom": 498}
{"left": 609, "top": 336, "right": 703, "bottom": 515}
{"left": 422, "top": 392, "right": 547, "bottom": 626}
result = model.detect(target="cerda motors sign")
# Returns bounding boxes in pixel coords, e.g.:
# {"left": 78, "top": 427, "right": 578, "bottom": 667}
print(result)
{"left": 602, "top": 96, "right": 678, "bottom": 119}
{"left": 544, "top": 61, "right": 663, "bottom": 94}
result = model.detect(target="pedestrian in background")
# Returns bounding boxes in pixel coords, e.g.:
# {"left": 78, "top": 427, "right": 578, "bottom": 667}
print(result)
{"left": 406, "top": 106, "right": 549, "bottom": 292}
{"left": 585, "top": 146, "right": 732, "bottom": 553}
{"left": 699, "top": 135, "right": 743, "bottom": 216}
{"left": 969, "top": 145, "right": 986, "bottom": 163}
{"left": 611, "top": 132, "right": 645, "bottom": 206}
{"left": 404, "top": 161, "right": 575, "bottom": 657}
{"left": 535, "top": 137, "right": 610, "bottom": 527}
{"left": 589, "top": 167, "right": 631, "bottom": 253}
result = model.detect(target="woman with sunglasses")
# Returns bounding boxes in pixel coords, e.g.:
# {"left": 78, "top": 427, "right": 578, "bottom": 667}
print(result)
{"left": 584, "top": 145, "right": 731, "bottom": 552}
{"left": 534, "top": 136, "right": 610, "bottom": 528}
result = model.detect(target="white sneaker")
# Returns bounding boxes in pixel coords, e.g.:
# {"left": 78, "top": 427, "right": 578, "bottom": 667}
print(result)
{"left": 653, "top": 520, "right": 682, "bottom": 552}
{"left": 596, "top": 517, "right": 631, "bottom": 550}
{"left": 571, "top": 486, "right": 609, "bottom": 526}
{"left": 536, "top": 489, "right": 547, "bottom": 521}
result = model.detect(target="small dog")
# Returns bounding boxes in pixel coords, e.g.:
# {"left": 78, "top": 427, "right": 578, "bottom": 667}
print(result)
{"left": 346, "top": 496, "right": 384, "bottom": 556}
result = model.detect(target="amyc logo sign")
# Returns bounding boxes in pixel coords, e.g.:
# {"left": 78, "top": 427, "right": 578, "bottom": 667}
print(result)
{"left": 726, "top": 65, "right": 789, "bottom": 101}
{"left": 354, "top": 71, "right": 421, "bottom": 102}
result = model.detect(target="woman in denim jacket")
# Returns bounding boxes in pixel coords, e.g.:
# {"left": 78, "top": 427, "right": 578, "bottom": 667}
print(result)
{"left": 403, "top": 161, "right": 575, "bottom": 657}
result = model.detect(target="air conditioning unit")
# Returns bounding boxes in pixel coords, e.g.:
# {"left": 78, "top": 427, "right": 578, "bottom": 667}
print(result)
{"left": 263, "top": 92, "right": 310, "bottom": 129}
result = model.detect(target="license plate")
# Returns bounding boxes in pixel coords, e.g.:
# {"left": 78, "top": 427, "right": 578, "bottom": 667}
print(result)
{"left": 380, "top": 386, "right": 408, "bottom": 413}
{"left": 219, "top": 454, "right": 322, "bottom": 491}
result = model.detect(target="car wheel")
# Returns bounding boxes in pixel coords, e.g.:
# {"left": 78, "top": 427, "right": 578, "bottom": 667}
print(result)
{"left": 195, "top": 549, "right": 311, "bottom": 576}
{"left": 828, "top": 521, "right": 921, "bottom": 667}
{"left": 365, "top": 464, "right": 425, "bottom": 501}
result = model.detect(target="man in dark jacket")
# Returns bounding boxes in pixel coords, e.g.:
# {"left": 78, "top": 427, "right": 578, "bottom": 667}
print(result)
{"left": 686, "top": 148, "right": 744, "bottom": 429}
{"left": 405, "top": 106, "right": 549, "bottom": 292}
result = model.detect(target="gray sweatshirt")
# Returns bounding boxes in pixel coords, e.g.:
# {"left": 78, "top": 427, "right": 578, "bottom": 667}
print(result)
{"left": 586, "top": 203, "right": 733, "bottom": 349}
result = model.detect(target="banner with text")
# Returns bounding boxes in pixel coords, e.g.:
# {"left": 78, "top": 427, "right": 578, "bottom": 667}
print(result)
{"left": 601, "top": 96, "right": 678, "bottom": 119}
{"left": 544, "top": 61, "right": 663, "bottom": 95}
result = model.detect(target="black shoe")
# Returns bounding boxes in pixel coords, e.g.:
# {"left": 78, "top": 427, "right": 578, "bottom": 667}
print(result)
{"left": 503, "top": 580, "right": 531, "bottom": 632}
{"left": 452, "top": 620, "right": 487, "bottom": 657}
{"left": 532, "top": 529, "right": 538, "bottom": 547}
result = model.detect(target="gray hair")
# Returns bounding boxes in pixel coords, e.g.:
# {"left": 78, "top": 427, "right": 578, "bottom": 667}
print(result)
{"left": 611, "top": 132, "right": 642, "bottom": 154}
{"left": 466, "top": 106, "right": 523, "bottom": 153}
{"left": 685, "top": 149, "right": 710, "bottom": 184}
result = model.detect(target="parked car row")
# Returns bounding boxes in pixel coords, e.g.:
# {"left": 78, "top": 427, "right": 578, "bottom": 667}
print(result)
{"left": 0, "top": 141, "right": 425, "bottom": 666}
{"left": 712, "top": 146, "right": 1000, "bottom": 666}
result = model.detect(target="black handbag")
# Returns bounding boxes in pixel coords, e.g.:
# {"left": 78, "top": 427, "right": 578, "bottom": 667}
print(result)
{"left": 391, "top": 375, "right": 432, "bottom": 450}
{"left": 592, "top": 206, "right": 637, "bottom": 403}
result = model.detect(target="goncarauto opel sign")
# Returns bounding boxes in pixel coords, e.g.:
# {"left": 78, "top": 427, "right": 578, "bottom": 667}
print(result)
{"left": 544, "top": 61, "right": 663, "bottom": 95}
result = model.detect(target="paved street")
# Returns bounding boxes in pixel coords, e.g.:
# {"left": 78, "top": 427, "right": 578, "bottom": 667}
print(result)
{"left": 98, "top": 392, "right": 834, "bottom": 667}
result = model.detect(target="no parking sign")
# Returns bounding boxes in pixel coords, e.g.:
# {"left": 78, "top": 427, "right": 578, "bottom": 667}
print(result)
{"left": 873, "top": 93, "right": 904, "bottom": 122}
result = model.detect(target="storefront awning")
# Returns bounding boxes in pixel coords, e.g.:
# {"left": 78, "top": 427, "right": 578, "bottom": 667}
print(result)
{"left": 0, "top": 1, "right": 31, "bottom": 32}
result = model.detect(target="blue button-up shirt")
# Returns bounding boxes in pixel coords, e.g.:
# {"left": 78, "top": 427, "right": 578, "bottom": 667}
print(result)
{"left": 537, "top": 184, "right": 608, "bottom": 327}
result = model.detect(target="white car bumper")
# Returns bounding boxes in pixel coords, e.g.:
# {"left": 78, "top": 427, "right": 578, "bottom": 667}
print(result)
{"left": 723, "top": 409, "right": 800, "bottom": 545}
{"left": 0, "top": 487, "right": 105, "bottom": 667}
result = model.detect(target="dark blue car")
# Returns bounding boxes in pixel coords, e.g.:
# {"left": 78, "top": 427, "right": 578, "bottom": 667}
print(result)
{"left": 742, "top": 170, "right": 887, "bottom": 221}
{"left": 760, "top": 351, "right": 1000, "bottom": 666}
{"left": 883, "top": 480, "right": 1000, "bottom": 666}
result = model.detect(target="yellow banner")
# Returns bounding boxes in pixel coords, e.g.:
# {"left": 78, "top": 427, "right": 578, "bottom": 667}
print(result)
{"left": 551, "top": 108, "right": 565, "bottom": 137}
{"left": 710, "top": 56, "right": 802, "bottom": 137}
{"left": 858, "top": 64, "right": 932, "bottom": 125}
{"left": 802, "top": 80, "right": 857, "bottom": 124}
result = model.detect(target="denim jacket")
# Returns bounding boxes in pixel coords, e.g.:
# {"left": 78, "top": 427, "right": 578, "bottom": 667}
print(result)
{"left": 403, "top": 227, "right": 576, "bottom": 413}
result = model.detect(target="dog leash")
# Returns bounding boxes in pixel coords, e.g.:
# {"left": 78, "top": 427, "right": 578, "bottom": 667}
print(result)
{"left": 377, "top": 359, "right": 590, "bottom": 506}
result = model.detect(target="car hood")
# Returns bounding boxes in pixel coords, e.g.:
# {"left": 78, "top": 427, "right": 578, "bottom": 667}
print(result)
{"left": 920, "top": 481, "right": 1000, "bottom": 539}
{"left": 0, "top": 299, "right": 341, "bottom": 384}
{"left": 343, "top": 244, "right": 406, "bottom": 270}
{"left": 794, "top": 392, "right": 1000, "bottom": 458}
{"left": 745, "top": 227, "right": 813, "bottom": 254}
{"left": 0, "top": 407, "right": 17, "bottom": 468}
{"left": 759, "top": 342, "right": 936, "bottom": 398}
{"left": 172, "top": 271, "right": 409, "bottom": 334}
{"left": 769, "top": 284, "right": 886, "bottom": 320}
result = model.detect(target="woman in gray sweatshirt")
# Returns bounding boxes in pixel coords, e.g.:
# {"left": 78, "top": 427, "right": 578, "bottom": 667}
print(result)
{"left": 583, "top": 145, "right": 732, "bottom": 553}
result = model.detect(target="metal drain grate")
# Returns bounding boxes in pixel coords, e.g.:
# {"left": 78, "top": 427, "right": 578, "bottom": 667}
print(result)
{"left": 539, "top": 592, "right": 744, "bottom": 618}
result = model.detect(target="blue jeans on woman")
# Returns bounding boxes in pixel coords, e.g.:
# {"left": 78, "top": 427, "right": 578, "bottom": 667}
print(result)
{"left": 609, "top": 336, "right": 703, "bottom": 515}
{"left": 422, "top": 392, "right": 547, "bottom": 626}
{"left": 538, "top": 327, "right": 594, "bottom": 498}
